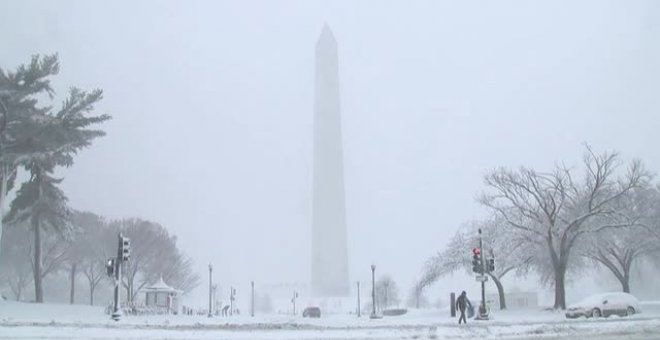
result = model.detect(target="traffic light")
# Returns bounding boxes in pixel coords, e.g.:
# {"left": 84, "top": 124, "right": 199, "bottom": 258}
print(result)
{"left": 105, "top": 258, "right": 115, "bottom": 277}
{"left": 488, "top": 258, "right": 495, "bottom": 272}
{"left": 121, "top": 237, "right": 130, "bottom": 261}
{"left": 472, "top": 247, "right": 482, "bottom": 273}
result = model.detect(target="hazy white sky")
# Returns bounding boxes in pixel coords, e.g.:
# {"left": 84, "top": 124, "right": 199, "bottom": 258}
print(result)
{"left": 1, "top": 0, "right": 659, "bottom": 305}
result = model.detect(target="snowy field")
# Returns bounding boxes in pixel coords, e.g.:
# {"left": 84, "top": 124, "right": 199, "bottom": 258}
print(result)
{"left": 2, "top": 301, "right": 660, "bottom": 339}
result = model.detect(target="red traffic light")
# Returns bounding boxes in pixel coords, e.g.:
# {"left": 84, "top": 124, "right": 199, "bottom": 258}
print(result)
{"left": 472, "top": 247, "right": 481, "bottom": 256}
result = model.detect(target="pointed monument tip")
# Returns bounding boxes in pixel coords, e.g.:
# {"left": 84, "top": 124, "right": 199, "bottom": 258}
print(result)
{"left": 319, "top": 22, "right": 335, "bottom": 40}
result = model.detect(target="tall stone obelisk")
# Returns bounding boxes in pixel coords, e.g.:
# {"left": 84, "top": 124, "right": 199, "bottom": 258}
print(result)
{"left": 311, "top": 24, "right": 349, "bottom": 297}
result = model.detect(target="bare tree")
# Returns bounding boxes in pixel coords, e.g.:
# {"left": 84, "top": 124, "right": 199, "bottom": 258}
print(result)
{"left": 0, "top": 223, "right": 32, "bottom": 300}
{"left": 417, "top": 231, "right": 466, "bottom": 291}
{"left": 583, "top": 186, "right": 660, "bottom": 293}
{"left": 113, "top": 219, "right": 166, "bottom": 303}
{"left": 641, "top": 184, "right": 660, "bottom": 260}
{"left": 161, "top": 253, "right": 200, "bottom": 294}
{"left": 111, "top": 218, "right": 199, "bottom": 303}
{"left": 62, "top": 225, "right": 85, "bottom": 304}
{"left": 417, "top": 218, "right": 532, "bottom": 310}
{"left": 375, "top": 275, "right": 399, "bottom": 310}
{"left": 479, "top": 220, "right": 536, "bottom": 309}
{"left": 73, "top": 212, "right": 114, "bottom": 305}
{"left": 1, "top": 222, "right": 70, "bottom": 301}
{"left": 480, "top": 146, "right": 649, "bottom": 309}
{"left": 406, "top": 285, "right": 430, "bottom": 309}
{"left": 35, "top": 229, "right": 70, "bottom": 290}
{"left": 584, "top": 226, "right": 656, "bottom": 293}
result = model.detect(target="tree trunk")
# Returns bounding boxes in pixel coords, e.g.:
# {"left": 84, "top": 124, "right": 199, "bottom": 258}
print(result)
{"left": 622, "top": 279, "right": 630, "bottom": 293}
{"left": 125, "top": 283, "right": 131, "bottom": 305}
{"left": 69, "top": 263, "right": 77, "bottom": 304}
{"left": 488, "top": 273, "right": 507, "bottom": 310}
{"left": 553, "top": 266, "right": 566, "bottom": 309}
{"left": 14, "top": 286, "right": 21, "bottom": 301}
{"left": 622, "top": 264, "right": 631, "bottom": 293}
{"left": 0, "top": 171, "right": 7, "bottom": 258}
{"left": 32, "top": 215, "right": 43, "bottom": 303}
{"left": 90, "top": 282, "right": 95, "bottom": 306}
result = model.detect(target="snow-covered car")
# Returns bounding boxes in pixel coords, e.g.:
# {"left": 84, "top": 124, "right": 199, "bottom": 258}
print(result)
{"left": 565, "top": 292, "right": 641, "bottom": 319}
{"left": 302, "top": 306, "right": 321, "bottom": 318}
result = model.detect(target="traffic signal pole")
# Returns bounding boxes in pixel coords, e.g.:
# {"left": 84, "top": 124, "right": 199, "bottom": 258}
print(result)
{"left": 479, "top": 229, "right": 486, "bottom": 317}
{"left": 111, "top": 233, "right": 131, "bottom": 321}
{"left": 112, "top": 233, "right": 123, "bottom": 321}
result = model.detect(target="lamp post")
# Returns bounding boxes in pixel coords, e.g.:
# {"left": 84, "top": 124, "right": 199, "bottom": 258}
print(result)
{"left": 230, "top": 287, "right": 235, "bottom": 316}
{"left": 251, "top": 281, "right": 255, "bottom": 317}
{"left": 357, "top": 281, "right": 361, "bottom": 317}
{"left": 208, "top": 264, "right": 213, "bottom": 318}
{"left": 292, "top": 290, "right": 298, "bottom": 316}
{"left": 370, "top": 264, "right": 377, "bottom": 318}
{"left": 212, "top": 284, "right": 217, "bottom": 315}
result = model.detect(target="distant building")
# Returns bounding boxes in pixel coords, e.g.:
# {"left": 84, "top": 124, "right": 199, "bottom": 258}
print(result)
{"left": 486, "top": 291, "right": 538, "bottom": 309}
{"left": 260, "top": 281, "right": 356, "bottom": 315}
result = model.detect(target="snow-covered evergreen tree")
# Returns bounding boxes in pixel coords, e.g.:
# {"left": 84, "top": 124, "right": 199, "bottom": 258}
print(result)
{"left": 6, "top": 165, "right": 74, "bottom": 303}
{"left": 0, "top": 55, "right": 59, "bottom": 258}
{"left": 2, "top": 54, "right": 110, "bottom": 303}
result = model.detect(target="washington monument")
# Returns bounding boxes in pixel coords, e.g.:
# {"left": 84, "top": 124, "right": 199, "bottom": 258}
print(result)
{"left": 311, "top": 24, "right": 350, "bottom": 297}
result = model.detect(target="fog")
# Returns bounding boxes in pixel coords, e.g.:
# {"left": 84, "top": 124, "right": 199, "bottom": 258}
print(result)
{"left": 1, "top": 0, "right": 659, "bottom": 305}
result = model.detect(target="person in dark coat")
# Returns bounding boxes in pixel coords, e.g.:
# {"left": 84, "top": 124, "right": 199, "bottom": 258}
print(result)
{"left": 455, "top": 291, "right": 472, "bottom": 325}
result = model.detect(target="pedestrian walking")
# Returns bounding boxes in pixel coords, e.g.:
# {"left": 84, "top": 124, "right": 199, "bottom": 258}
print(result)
{"left": 455, "top": 291, "right": 472, "bottom": 325}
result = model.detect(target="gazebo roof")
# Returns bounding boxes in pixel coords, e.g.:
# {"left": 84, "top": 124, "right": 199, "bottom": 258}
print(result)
{"left": 142, "top": 277, "right": 182, "bottom": 293}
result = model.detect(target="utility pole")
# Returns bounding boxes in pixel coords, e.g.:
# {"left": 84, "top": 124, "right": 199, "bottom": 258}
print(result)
{"left": 208, "top": 264, "right": 213, "bottom": 318}
{"left": 212, "top": 284, "right": 217, "bottom": 315}
{"left": 370, "top": 264, "right": 377, "bottom": 318}
{"left": 251, "top": 281, "right": 255, "bottom": 317}
{"left": 357, "top": 281, "right": 361, "bottom": 317}
{"left": 230, "top": 287, "right": 235, "bottom": 316}
{"left": 292, "top": 290, "right": 298, "bottom": 315}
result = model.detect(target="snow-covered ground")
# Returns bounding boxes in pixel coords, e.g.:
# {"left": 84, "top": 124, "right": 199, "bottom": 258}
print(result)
{"left": 1, "top": 301, "right": 660, "bottom": 339}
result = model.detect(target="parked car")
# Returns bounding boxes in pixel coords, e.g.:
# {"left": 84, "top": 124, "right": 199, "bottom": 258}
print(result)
{"left": 565, "top": 292, "right": 642, "bottom": 319}
{"left": 302, "top": 306, "right": 321, "bottom": 318}
{"left": 382, "top": 308, "right": 407, "bottom": 316}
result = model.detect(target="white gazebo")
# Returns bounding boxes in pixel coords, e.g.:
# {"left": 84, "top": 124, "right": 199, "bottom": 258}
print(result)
{"left": 142, "top": 277, "right": 182, "bottom": 314}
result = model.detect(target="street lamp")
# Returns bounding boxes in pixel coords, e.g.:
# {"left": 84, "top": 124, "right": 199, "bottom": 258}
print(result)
{"left": 370, "top": 264, "right": 377, "bottom": 318}
{"left": 230, "top": 287, "right": 236, "bottom": 316}
{"left": 251, "top": 281, "right": 255, "bottom": 317}
{"left": 212, "top": 284, "right": 217, "bottom": 315}
{"left": 357, "top": 281, "right": 361, "bottom": 317}
{"left": 292, "top": 290, "right": 298, "bottom": 316}
{"left": 208, "top": 264, "right": 213, "bottom": 318}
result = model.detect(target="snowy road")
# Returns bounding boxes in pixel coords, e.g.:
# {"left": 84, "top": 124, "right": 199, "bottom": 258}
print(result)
{"left": 2, "top": 302, "right": 660, "bottom": 339}
{"left": 2, "top": 316, "right": 660, "bottom": 339}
